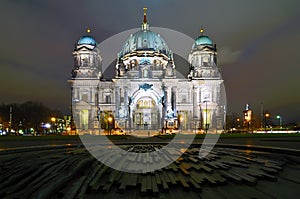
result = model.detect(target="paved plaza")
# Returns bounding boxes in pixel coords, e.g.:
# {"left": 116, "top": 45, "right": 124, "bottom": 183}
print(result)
{"left": 0, "top": 135, "right": 300, "bottom": 198}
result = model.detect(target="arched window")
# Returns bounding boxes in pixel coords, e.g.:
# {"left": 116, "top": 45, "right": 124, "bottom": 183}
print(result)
{"left": 105, "top": 95, "right": 111, "bottom": 104}
{"left": 143, "top": 69, "right": 149, "bottom": 78}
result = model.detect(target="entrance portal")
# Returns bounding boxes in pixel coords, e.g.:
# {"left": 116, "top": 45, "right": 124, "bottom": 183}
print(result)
{"left": 133, "top": 97, "right": 159, "bottom": 130}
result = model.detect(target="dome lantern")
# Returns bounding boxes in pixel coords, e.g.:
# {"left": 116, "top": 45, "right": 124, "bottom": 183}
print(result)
{"left": 141, "top": 7, "right": 149, "bottom": 31}
{"left": 77, "top": 28, "right": 97, "bottom": 46}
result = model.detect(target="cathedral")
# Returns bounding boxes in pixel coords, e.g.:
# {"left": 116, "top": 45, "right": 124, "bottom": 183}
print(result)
{"left": 68, "top": 8, "right": 226, "bottom": 135}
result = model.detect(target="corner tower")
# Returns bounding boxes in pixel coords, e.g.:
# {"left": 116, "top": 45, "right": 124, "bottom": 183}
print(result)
{"left": 188, "top": 29, "right": 225, "bottom": 133}
{"left": 69, "top": 29, "right": 103, "bottom": 133}
{"left": 188, "top": 29, "right": 219, "bottom": 79}
{"left": 72, "top": 29, "right": 102, "bottom": 79}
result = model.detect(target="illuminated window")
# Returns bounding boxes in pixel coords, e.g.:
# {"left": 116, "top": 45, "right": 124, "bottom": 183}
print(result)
{"left": 137, "top": 98, "right": 155, "bottom": 108}
{"left": 143, "top": 69, "right": 149, "bottom": 78}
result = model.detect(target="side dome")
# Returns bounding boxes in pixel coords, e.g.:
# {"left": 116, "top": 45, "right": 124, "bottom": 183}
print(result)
{"left": 77, "top": 35, "right": 97, "bottom": 46}
{"left": 119, "top": 29, "right": 170, "bottom": 58}
{"left": 195, "top": 35, "right": 213, "bottom": 46}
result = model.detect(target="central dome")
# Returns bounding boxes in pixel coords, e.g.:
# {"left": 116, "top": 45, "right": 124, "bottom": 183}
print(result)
{"left": 119, "top": 29, "right": 170, "bottom": 58}
{"left": 116, "top": 7, "right": 174, "bottom": 76}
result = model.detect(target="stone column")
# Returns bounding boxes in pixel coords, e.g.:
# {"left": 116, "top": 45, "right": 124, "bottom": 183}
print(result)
{"left": 167, "top": 86, "right": 171, "bottom": 108}
{"left": 162, "top": 87, "right": 167, "bottom": 130}
{"left": 76, "top": 88, "right": 79, "bottom": 100}
{"left": 164, "top": 86, "right": 170, "bottom": 118}
{"left": 91, "top": 87, "right": 94, "bottom": 104}
{"left": 124, "top": 87, "right": 129, "bottom": 131}
{"left": 172, "top": 87, "right": 177, "bottom": 115}
{"left": 193, "top": 86, "right": 199, "bottom": 117}
{"left": 216, "top": 86, "right": 220, "bottom": 104}
{"left": 158, "top": 107, "right": 162, "bottom": 130}
{"left": 124, "top": 87, "right": 128, "bottom": 115}
{"left": 213, "top": 88, "right": 217, "bottom": 103}
{"left": 115, "top": 86, "right": 120, "bottom": 118}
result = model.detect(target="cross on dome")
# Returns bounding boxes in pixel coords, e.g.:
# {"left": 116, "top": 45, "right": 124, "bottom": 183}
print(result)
{"left": 86, "top": 28, "right": 91, "bottom": 34}
{"left": 142, "top": 7, "right": 149, "bottom": 30}
{"left": 200, "top": 27, "right": 204, "bottom": 35}
{"left": 143, "top": 7, "right": 147, "bottom": 23}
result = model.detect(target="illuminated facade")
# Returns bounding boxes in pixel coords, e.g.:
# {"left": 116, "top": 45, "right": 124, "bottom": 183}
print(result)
{"left": 68, "top": 9, "right": 226, "bottom": 134}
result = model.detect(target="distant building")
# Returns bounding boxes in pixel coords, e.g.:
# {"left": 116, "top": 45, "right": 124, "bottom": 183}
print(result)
{"left": 68, "top": 8, "right": 226, "bottom": 135}
{"left": 243, "top": 104, "right": 252, "bottom": 130}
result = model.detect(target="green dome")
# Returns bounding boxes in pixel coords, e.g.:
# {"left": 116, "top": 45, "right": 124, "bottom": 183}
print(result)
{"left": 77, "top": 35, "right": 97, "bottom": 46}
{"left": 119, "top": 29, "right": 170, "bottom": 57}
{"left": 195, "top": 35, "right": 213, "bottom": 46}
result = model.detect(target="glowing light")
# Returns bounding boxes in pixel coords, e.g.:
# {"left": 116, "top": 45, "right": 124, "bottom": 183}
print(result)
{"left": 108, "top": 116, "right": 113, "bottom": 123}
{"left": 179, "top": 115, "right": 184, "bottom": 122}
{"left": 87, "top": 28, "right": 91, "bottom": 33}
{"left": 44, "top": 123, "right": 51, "bottom": 128}
{"left": 265, "top": 113, "right": 270, "bottom": 118}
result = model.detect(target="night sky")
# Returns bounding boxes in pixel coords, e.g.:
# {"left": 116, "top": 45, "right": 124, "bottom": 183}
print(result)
{"left": 0, "top": 0, "right": 299, "bottom": 124}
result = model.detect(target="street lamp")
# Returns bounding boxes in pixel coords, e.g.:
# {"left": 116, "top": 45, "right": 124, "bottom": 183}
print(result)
{"left": 203, "top": 101, "right": 209, "bottom": 134}
{"left": 276, "top": 115, "right": 282, "bottom": 128}
{"left": 179, "top": 115, "right": 183, "bottom": 134}
{"left": 50, "top": 117, "right": 56, "bottom": 134}
{"left": 264, "top": 113, "right": 270, "bottom": 132}
{"left": 236, "top": 118, "right": 240, "bottom": 129}
{"left": 51, "top": 117, "right": 56, "bottom": 122}
{"left": 108, "top": 115, "right": 113, "bottom": 135}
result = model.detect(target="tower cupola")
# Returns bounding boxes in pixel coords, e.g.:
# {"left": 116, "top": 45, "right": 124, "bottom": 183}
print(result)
{"left": 188, "top": 28, "right": 220, "bottom": 79}
{"left": 72, "top": 28, "right": 102, "bottom": 79}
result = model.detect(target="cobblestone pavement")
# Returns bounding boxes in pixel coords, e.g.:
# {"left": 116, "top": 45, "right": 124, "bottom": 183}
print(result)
{"left": 0, "top": 143, "right": 299, "bottom": 199}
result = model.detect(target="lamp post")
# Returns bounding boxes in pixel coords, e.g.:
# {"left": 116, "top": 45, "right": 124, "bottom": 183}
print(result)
{"left": 108, "top": 115, "right": 113, "bottom": 135}
{"left": 202, "top": 101, "right": 209, "bottom": 134}
{"left": 199, "top": 104, "right": 203, "bottom": 133}
{"left": 179, "top": 115, "right": 183, "bottom": 134}
{"left": 264, "top": 113, "right": 270, "bottom": 132}
{"left": 276, "top": 115, "right": 282, "bottom": 128}
{"left": 51, "top": 117, "right": 56, "bottom": 134}
{"left": 236, "top": 118, "right": 240, "bottom": 130}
